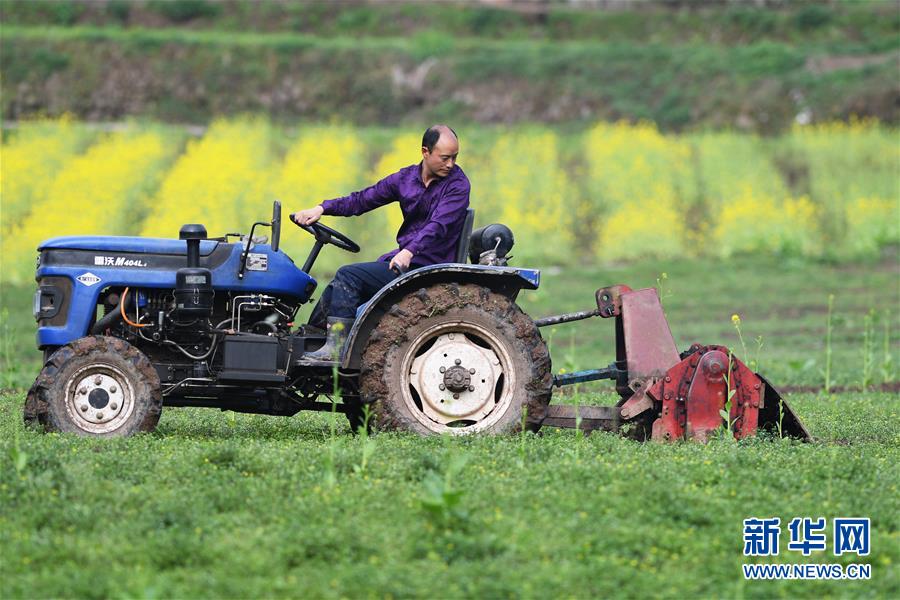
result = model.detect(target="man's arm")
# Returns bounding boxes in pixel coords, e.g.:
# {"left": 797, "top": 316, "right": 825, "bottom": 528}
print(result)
{"left": 403, "top": 180, "right": 470, "bottom": 259}
{"left": 320, "top": 174, "right": 399, "bottom": 217}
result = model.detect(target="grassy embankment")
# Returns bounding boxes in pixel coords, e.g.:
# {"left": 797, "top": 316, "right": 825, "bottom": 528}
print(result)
{"left": 1, "top": 255, "right": 898, "bottom": 598}
{"left": 5, "top": 0, "right": 896, "bottom": 42}
{"left": 2, "top": 0, "right": 898, "bottom": 128}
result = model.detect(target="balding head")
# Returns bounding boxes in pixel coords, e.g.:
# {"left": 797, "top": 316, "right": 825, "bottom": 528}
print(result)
{"left": 422, "top": 125, "right": 458, "bottom": 152}
{"left": 420, "top": 124, "right": 460, "bottom": 183}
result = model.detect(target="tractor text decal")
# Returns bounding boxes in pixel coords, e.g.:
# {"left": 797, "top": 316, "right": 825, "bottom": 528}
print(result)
{"left": 76, "top": 272, "right": 102, "bottom": 287}
{"left": 246, "top": 253, "right": 268, "bottom": 271}
{"left": 94, "top": 256, "right": 148, "bottom": 268}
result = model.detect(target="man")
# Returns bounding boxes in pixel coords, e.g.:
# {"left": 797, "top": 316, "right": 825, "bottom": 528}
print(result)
{"left": 290, "top": 125, "right": 470, "bottom": 363}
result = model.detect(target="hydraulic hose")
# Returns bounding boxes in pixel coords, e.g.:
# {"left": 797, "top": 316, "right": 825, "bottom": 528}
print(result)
{"left": 91, "top": 293, "right": 127, "bottom": 334}
{"left": 120, "top": 287, "right": 151, "bottom": 328}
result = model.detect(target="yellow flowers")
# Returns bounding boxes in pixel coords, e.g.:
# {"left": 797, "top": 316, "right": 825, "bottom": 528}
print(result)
{"left": 0, "top": 116, "right": 93, "bottom": 234}
{"left": 713, "top": 186, "right": 819, "bottom": 258}
{"left": 0, "top": 118, "right": 897, "bottom": 285}
{"left": 141, "top": 119, "right": 273, "bottom": 240}
{"left": 274, "top": 126, "right": 363, "bottom": 272}
{"left": 276, "top": 126, "right": 360, "bottom": 209}
{"left": 844, "top": 197, "right": 900, "bottom": 256}
{"left": 2, "top": 128, "right": 176, "bottom": 283}
{"left": 468, "top": 129, "right": 575, "bottom": 265}
{"left": 585, "top": 121, "right": 693, "bottom": 261}
{"left": 788, "top": 119, "right": 898, "bottom": 257}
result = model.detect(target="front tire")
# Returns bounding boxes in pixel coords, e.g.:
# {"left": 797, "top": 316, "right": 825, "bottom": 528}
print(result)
{"left": 24, "top": 336, "right": 162, "bottom": 437}
{"left": 359, "top": 284, "right": 551, "bottom": 435}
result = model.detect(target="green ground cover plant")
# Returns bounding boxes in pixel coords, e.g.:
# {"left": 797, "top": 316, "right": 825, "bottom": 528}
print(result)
{"left": 3, "top": 0, "right": 896, "bottom": 47}
{"left": 1, "top": 257, "right": 897, "bottom": 598}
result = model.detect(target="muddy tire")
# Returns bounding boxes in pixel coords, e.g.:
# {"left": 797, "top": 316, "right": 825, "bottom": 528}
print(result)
{"left": 24, "top": 336, "right": 162, "bottom": 437}
{"left": 359, "top": 283, "right": 551, "bottom": 435}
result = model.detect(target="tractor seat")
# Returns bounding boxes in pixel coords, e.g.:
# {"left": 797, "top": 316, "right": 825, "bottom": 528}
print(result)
{"left": 455, "top": 208, "right": 476, "bottom": 264}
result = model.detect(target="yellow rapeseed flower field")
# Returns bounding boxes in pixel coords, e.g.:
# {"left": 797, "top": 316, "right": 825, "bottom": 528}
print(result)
{"left": 0, "top": 116, "right": 94, "bottom": 235}
{"left": 712, "top": 186, "right": 819, "bottom": 257}
{"left": 467, "top": 128, "right": 575, "bottom": 265}
{"left": 785, "top": 118, "right": 899, "bottom": 257}
{"left": 690, "top": 132, "right": 790, "bottom": 254}
{"left": 140, "top": 119, "right": 273, "bottom": 240}
{"left": 1, "top": 118, "right": 897, "bottom": 285}
{"left": 2, "top": 129, "right": 176, "bottom": 284}
{"left": 274, "top": 125, "right": 364, "bottom": 273}
{"left": 844, "top": 197, "right": 900, "bottom": 256}
{"left": 585, "top": 121, "right": 693, "bottom": 261}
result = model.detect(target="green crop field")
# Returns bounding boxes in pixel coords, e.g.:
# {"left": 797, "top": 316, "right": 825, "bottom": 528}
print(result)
{"left": 1, "top": 256, "right": 898, "bottom": 598}
{"left": 1, "top": 1, "right": 898, "bottom": 597}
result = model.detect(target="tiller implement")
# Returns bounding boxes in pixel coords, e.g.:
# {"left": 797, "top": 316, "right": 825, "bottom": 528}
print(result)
{"left": 539, "top": 285, "right": 810, "bottom": 442}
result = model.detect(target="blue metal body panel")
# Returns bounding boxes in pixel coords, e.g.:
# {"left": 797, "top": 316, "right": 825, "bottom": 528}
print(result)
{"left": 41, "top": 236, "right": 220, "bottom": 256}
{"left": 36, "top": 236, "right": 316, "bottom": 348}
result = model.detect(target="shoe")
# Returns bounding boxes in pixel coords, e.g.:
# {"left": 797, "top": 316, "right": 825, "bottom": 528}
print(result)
{"left": 298, "top": 317, "right": 353, "bottom": 365}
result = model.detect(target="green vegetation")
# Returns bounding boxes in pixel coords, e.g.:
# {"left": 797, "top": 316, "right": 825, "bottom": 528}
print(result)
{"left": 0, "top": 3, "right": 897, "bottom": 596}
{"left": 1, "top": 1, "right": 897, "bottom": 129}
{"left": 3, "top": 0, "right": 897, "bottom": 45}
{"left": 1, "top": 256, "right": 899, "bottom": 597}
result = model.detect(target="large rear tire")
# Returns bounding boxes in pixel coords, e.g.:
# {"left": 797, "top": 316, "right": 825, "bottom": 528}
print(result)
{"left": 24, "top": 336, "right": 162, "bottom": 437}
{"left": 359, "top": 283, "right": 551, "bottom": 435}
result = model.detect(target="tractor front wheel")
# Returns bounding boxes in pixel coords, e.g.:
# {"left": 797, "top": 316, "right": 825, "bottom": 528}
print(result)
{"left": 24, "top": 336, "right": 162, "bottom": 437}
{"left": 359, "top": 284, "right": 551, "bottom": 435}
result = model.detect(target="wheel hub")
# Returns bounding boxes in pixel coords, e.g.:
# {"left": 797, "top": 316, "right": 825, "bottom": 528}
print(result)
{"left": 88, "top": 388, "right": 110, "bottom": 409}
{"left": 65, "top": 365, "right": 134, "bottom": 433}
{"left": 442, "top": 364, "right": 472, "bottom": 393}
{"left": 409, "top": 332, "right": 503, "bottom": 426}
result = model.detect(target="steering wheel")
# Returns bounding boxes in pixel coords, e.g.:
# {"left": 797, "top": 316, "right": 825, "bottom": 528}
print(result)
{"left": 271, "top": 200, "right": 281, "bottom": 252}
{"left": 290, "top": 215, "right": 361, "bottom": 253}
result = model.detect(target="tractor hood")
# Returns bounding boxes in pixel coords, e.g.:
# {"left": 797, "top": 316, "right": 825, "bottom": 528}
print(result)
{"left": 39, "top": 236, "right": 220, "bottom": 257}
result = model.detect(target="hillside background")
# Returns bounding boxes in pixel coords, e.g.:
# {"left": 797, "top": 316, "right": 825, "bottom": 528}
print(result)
{"left": 2, "top": 0, "right": 898, "bottom": 131}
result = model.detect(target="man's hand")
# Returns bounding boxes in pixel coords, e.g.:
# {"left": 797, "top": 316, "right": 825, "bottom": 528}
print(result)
{"left": 290, "top": 205, "right": 324, "bottom": 226}
{"left": 389, "top": 249, "right": 414, "bottom": 274}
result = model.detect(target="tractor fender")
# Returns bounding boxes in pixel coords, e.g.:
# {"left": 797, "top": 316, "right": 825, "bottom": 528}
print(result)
{"left": 341, "top": 263, "right": 540, "bottom": 369}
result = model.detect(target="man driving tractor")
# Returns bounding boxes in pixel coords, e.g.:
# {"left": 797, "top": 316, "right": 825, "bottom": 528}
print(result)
{"left": 290, "top": 124, "right": 470, "bottom": 363}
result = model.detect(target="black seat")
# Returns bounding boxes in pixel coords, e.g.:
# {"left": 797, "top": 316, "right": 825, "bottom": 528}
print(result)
{"left": 455, "top": 208, "right": 475, "bottom": 263}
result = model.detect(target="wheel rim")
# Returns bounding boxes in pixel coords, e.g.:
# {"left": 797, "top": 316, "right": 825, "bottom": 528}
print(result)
{"left": 401, "top": 321, "right": 515, "bottom": 433}
{"left": 64, "top": 364, "right": 135, "bottom": 434}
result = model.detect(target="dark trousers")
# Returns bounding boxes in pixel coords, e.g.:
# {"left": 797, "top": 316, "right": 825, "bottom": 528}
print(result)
{"left": 308, "top": 261, "right": 401, "bottom": 329}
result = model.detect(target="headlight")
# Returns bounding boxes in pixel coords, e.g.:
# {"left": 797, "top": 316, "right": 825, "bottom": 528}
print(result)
{"left": 33, "top": 289, "right": 42, "bottom": 320}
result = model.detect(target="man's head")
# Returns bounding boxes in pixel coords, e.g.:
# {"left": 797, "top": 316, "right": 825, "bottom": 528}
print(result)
{"left": 421, "top": 125, "right": 459, "bottom": 180}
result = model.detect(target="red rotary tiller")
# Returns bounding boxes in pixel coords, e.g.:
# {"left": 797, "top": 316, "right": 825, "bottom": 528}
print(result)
{"left": 539, "top": 284, "right": 810, "bottom": 442}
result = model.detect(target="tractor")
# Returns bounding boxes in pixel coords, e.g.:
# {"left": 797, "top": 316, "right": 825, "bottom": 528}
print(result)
{"left": 25, "top": 201, "right": 809, "bottom": 441}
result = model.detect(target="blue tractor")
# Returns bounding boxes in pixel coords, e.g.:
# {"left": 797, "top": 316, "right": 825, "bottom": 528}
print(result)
{"left": 25, "top": 201, "right": 554, "bottom": 437}
{"left": 25, "top": 201, "right": 809, "bottom": 441}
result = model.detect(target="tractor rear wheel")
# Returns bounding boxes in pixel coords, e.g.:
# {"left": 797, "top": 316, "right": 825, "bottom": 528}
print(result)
{"left": 24, "top": 336, "right": 162, "bottom": 437}
{"left": 359, "top": 283, "right": 551, "bottom": 435}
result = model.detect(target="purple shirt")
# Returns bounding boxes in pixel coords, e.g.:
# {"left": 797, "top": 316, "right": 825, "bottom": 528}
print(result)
{"left": 320, "top": 163, "right": 470, "bottom": 266}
